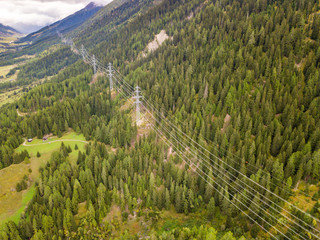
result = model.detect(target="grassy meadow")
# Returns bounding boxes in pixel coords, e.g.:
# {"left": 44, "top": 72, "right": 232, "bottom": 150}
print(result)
{"left": 0, "top": 131, "right": 88, "bottom": 227}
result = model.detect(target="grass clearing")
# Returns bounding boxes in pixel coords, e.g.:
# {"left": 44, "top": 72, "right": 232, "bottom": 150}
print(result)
{"left": 0, "top": 54, "right": 38, "bottom": 108}
{"left": 0, "top": 36, "right": 17, "bottom": 44}
{"left": 290, "top": 181, "right": 319, "bottom": 211}
{"left": 75, "top": 201, "right": 88, "bottom": 225}
{"left": 0, "top": 64, "right": 18, "bottom": 82}
{"left": 18, "top": 132, "right": 87, "bottom": 153}
{"left": 17, "top": 131, "right": 87, "bottom": 178}
{"left": 0, "top": 76, "right": 45, "bottom": 108}
{"left": 0, "top": 186, "right": 35, "bottom": 227}
{"left": 0, "top": 131, "right": 87, "bottom": 227}
{"left": 152, "top": 206, "right": 209, "bottom": 235}
{"left": 0, "top": 36, "right": 26, "bottom": 54}
{"left": 0, "top": 163, "right": 29, "bottom": 225}
{"left": 272, "top": 181, "right": 319, "bottom": 236}
{"left": 0, "top": 87, "right": 24, "bottom": 108}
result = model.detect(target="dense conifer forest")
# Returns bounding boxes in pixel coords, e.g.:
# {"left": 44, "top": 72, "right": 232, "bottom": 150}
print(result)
{"left": 0, "top": 0, "right": 320, "bottom": 239}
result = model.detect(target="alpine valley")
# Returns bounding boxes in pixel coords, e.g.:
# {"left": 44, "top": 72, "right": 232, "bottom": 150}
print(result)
{"left": 0, "top": 0, "right": 320, "bottom": 239}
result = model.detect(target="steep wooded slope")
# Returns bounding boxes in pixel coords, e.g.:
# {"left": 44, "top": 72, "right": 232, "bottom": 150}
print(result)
{"left": 75, "top": 0, "right": 320, "bottom": 236}
{"left": 1, "top": 0, "right": 320, "bottom": 239}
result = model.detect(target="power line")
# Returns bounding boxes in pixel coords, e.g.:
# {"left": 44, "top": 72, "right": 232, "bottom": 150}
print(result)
{"left": 109, "top": 76, "right": 312, "bottom": 240}
{"left": 141, "top": 96, "right": 320, "bottom": 238}
{"left": 140, "top": 90, "right": 320, "bottom": 228}
{"left": 142, "top": 103, "right": 313, "bottom": 240}
{"left": 146, "top": 118, "right": 281, "bottom": 239}
{"left": 108, "top": 77, "right": 311, "bottom": 239}
{"left": 112, "top": 67, "right": 319, "bottom": 238}
{"left": 61, "top": 39, "right": 320, "bottom": 239}
{"left": 119, "top": 66, "right": 317, "bottom": 203}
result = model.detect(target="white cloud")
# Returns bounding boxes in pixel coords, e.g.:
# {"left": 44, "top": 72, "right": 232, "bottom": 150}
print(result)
{"left": 0, "top": 0, "right": 112, "bottom": 34}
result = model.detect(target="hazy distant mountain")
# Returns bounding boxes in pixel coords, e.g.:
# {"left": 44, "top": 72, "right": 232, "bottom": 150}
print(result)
{"left": 14, "top": 23, "right": 44, "bottom": 35}
{"left": 17, "top": 2, "right": 102, "bottom": 43}
{"left": 0, "top": 23, "right": 20, "bottom": 37}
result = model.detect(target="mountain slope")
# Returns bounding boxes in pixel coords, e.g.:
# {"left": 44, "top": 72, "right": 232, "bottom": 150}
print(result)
{"left": 71, "top": 0, "right": 129, "bottom": 35}
{"left": 1, "top": 0, "right": 320, "bottom": 239}
{"left": 73, "top": 0, "right": 155, "bottom": 51}
{"left": 17, "top": 2, "right": 102, "bottom": 44}
{"left": 0, "top": 0, "right": 153, "bottom": 91}
{"left": 0, "top": 23, "right": 20, "bottom": 37}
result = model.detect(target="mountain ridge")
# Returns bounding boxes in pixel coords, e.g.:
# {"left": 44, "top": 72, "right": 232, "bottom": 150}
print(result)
{"left": 0, "top": 23, "right": 20, "bottom": 37}
{"left": 17, "top": 2, "right": 102, "bottom": 44}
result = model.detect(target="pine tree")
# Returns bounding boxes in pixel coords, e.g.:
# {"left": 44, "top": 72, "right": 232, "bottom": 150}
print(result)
{"left": 207, "top": 197, "right": 215, "bottom": 219}
{"left": 204, "top": 168, "right": 214, "bottom": 203}
{"left": 165, "top": 188, "right": 170, "bottom": 210}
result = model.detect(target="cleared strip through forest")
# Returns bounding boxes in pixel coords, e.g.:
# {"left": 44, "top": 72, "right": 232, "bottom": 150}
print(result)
{"left": 60, "top": 36, "right": 320, "bottom": 240}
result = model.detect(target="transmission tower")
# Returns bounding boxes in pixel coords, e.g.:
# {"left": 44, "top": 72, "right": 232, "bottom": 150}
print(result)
{"left": 81, "top": 45, "right": 85, "bottom": 60}
{"left": 133, "top": 86, "right": 142, "bottom": 124}
{"left": 92, "top": 55, "right": 97, "bottom": 74}
{"left": 57, "top": 31, "right": 64, "bottom": 42}
{"left": 70, "top": 38, "right": 74, "bottom": 51}
{"left": 108, "top": 63, "right": 113, "bottom": 90}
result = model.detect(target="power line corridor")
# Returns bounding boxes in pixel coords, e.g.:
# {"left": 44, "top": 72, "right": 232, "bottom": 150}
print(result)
{"left": 60, "top": 34, "right": 320, "bottom": 240}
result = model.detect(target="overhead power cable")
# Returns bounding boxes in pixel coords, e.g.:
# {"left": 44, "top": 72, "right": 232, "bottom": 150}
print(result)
{"left": 108, "top": 74, "right": 312, "bottom": 240}
{"left": 142, "top": 103, "right": 312, "bottom": 240}
{"left": 61, "top": 38, "right": 320, "bottom": 239}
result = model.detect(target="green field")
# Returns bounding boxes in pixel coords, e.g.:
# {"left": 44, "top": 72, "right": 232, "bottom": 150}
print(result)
{"left": 0, "top": 36, "right": 16, "bottom": 54}
{"left": 1, "top": 186, "right": 36, "bottom": 225}
{"left": 0, "top": 64, "right": 18, "bottom": 82}
{"left": 0, "top": 88, "right": 23, "bottom": 108}
{"left": 18, "top": 131, "right": 87, "bottom": 154}
{"left": 0, "top": 62, "right": 22, "bottom": 107}
{"left": 0, "top": 54, "right": 36, "bottom": 108}
{"left": 0, "top": 36, "right": 26, "bottom": 54}
{"left": 0, "top": 131, "right": 88, "bottom": 227}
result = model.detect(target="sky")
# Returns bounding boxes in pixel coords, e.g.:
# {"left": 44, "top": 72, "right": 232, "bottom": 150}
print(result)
{"left": 0, "top": 0, "right": 112, "bottom": 34}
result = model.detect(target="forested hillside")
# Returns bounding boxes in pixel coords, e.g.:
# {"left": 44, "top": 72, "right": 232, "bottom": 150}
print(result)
{"left": 0, "top": 23, "right": 20, "bottom": 37}
{"left": 0, "top": 46, "right": 80, "bottom": 92}
{"left": 0, "top": 2, "right": 101, "bottom": 62}
{"left": 1, "top": 0, "right": 320, "bottom": 239}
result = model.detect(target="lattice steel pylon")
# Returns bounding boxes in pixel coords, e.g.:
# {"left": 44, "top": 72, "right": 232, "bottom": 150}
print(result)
{"left": 108, "top": 63, "right": 113, "bottom": 90}
{"left": 81, "top": 45, "right": 85, "bottom": 60}
{"left": 69, "top": 38, "right": 74, "bottom": 51}
{"left": 133, "top": 86, "right": 142, "bottom": 124}
{"left": 92, "top": 55, "right": 97, "bottom": 74}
